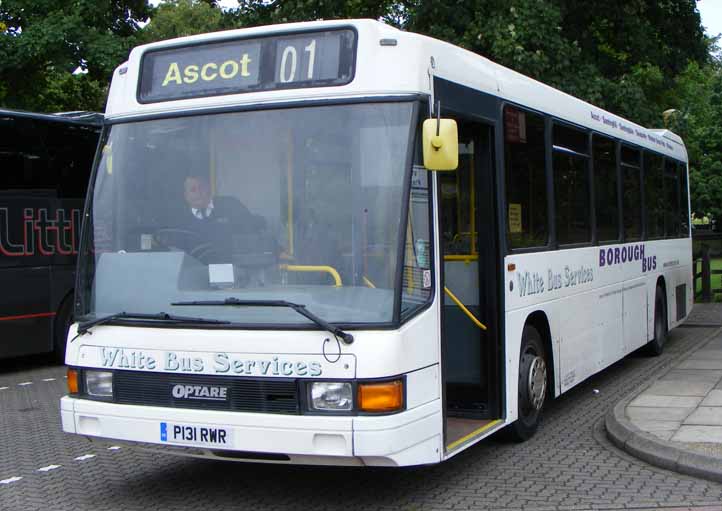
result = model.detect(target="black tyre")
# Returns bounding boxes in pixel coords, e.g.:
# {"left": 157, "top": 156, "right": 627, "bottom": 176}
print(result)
{"left": 646, "top": 285, "right": 667, "bottom": 356}
{"left": 53, "top": 296, "right": 73, "bottom": 364}
{"left": 508, "top": 325, "right": 548, "bottom": 442}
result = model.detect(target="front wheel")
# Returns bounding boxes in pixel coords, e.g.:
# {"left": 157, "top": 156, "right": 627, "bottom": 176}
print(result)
{"left": 508, "top": 325, "right": 548, "bottom": 442}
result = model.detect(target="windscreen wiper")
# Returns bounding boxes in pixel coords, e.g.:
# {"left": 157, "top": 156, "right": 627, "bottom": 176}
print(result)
{"left": 171, "top": 298, "right": 354, "bottom": 344}
{"left": 76, "top": 311, "right": 231, "bottom": 336}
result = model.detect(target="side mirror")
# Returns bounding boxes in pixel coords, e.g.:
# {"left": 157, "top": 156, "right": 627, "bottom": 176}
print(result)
{"left": 422, "top": 118, "right": 458, "bottom": 171}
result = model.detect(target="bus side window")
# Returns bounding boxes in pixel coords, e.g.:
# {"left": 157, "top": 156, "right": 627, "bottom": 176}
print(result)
{"left": 504, "top": 106, "right": 547, "bottom": 249}
{"left": 46, "top": 124, "right": 97, "bottom": 199}
{"left": 621, "top": 145, "right": 642, "bottom": 242}
{"left": 644, "top": 151, "right": 665, "bottom": 240}
{"left": 552, "top": 123, "right": 591, "bottom": 245}
{"left": 592, "top": 135, "right": 619, "bottom": 243}
{"left": 0, "top": 118, "right": 52, "bottom": 192}
{"left": 679, "top": 162, "right": 690, "bottom": 237}
{"left": 663, "top": 158, "right": 680, "bottom": 239}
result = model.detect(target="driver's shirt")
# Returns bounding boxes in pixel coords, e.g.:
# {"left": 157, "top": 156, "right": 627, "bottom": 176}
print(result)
{"left": 191, "top": 200, "right": 214, "bottom": 220}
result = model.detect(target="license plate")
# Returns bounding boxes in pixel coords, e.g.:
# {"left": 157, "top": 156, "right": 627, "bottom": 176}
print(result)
{"left": 160, "top": 422, "right": 232, "bottom": 447}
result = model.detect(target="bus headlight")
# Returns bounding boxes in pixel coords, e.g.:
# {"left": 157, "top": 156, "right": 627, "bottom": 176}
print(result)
{"left": 309, "top": 382, "right": 352, "bottom": 411}
{"left": 85, "top": 370, "right": 114, "bottom": 398}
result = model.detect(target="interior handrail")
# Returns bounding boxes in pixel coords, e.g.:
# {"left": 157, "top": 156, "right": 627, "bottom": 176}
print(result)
{"left": 444, "top": 255, "right": 479, "bottom": 263}
{"left": 444, "top": 286, "right": 487, "bottom": 330}
{"left": 279, "top": 264, "right": 342, "bottom": 287}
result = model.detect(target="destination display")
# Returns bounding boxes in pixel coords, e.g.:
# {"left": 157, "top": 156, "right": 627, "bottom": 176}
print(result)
{"left": 138, "top": 29, "right": 356, "bottom": 103}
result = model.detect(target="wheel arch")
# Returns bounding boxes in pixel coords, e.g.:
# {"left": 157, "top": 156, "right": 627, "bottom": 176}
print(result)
{"left": 525, "top": 310, "right": 557, "bottom": 399}
{"left": 655, "top": 275, "right": 668, "bottom": 329}
{"left": 53, "top": 290, "right": 74, "bottom": 335}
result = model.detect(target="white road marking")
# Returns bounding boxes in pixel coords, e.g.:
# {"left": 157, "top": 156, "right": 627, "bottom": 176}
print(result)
{"left": 42, "top": 378, "right": 56, "bottom": 382}
{"left": 107, "top": 446, "right": 121, "bottom": 451}
{"left": 17, "top": 382, "right": 33, "bottom": 386}
{"left": 0, "top": 387, "right": 8, "bottom": 391}
{"left": 37, "top": 465, "right": 61, "bottom": 472}
{"left": 0, "top": 476, "right": 22, "bottom": 485}
{"left": 74, "top": 454, "right": 96, "bottom": 461}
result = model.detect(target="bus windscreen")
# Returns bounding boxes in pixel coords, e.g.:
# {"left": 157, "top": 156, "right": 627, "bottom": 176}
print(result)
{"left": 138, "top": 29, "right": 356, "bottom": 103}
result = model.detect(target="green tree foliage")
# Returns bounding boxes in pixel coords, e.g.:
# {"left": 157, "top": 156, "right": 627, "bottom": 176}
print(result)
{"left": 664, "top": 61, "right": 722, "bottom": 222}
{"left": 230, "top": 0, "right": 399, "bottom": 27}
{"left": 0, "top": 0, "right": 151, "bottom": 111}
{"left": 135, "top": 0, "right": 231, "bottom": 44}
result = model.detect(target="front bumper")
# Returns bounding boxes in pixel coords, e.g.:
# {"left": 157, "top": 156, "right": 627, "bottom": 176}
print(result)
{"left": 60, "top": 396, "right": 442, "bottom": 466}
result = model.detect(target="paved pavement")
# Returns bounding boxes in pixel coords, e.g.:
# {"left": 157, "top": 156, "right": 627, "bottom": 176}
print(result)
{"left": 3, "top": 320, "right": 722, "bottom": 509}
{"left": 607, "top": 302, "right": 722, "bottom": 483}
{"left": 684, "top": 303, "right": 722, "bottom": 328}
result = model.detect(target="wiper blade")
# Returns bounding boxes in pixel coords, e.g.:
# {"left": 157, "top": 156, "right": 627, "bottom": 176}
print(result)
{"left": 76, "top": 311, "right": 231, "bottom": 336}
{"left": 171, "top": 298, "right": 354, "bottom": 344}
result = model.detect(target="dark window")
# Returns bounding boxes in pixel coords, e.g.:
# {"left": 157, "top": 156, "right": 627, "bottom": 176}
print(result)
{"left": 554, "top": 123, "right": 588, "bottom": 153}
{"left": 0, "top": 117, "right": 98, "bottom": 198}
{"left": 621, "top": 145, "right": 640, "bottom": 166}
{"left": 679, "top": 162, "right": 690, "bottom": 237}
{"left": 0, "top": 117, "right": 53, "bottom": 193}
{"left": 663, "top": 159, "right": 680, "bottom": 238}
{"left": 592, "top": 135, "right": 619, "bottom": 242}
{"left": 621, "top": 146, "right": 642, "bottom": 241}
{"left": 504, "top": 106, "right": 547, "bottom": 249}
{"left": 553, "top": 124, "right": 590, "bottom": 245}
{"left": 44, "top": 123, "right": 98, "bottom": 198}
{"left": 644, "top": 151, "right": 664, "bottom": 239}
{"left": 440, "top": 128, "right": 475, "bottom": 255}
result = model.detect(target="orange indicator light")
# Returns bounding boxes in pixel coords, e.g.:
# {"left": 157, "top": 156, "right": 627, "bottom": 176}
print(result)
{"left": 358, "top": 380, "right": 403, "bottom": 412}
{"left": 67, "top": 368, "right": 79, "bottom": 394}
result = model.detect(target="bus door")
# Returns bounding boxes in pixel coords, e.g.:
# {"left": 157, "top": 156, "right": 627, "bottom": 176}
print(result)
{"left": 438, "top": 120, "right": 501, "bottom": 452}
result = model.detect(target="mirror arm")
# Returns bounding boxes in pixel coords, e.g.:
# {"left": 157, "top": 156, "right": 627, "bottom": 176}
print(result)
{"left": 428, "top": 56, "right": 436, "bottom": 118}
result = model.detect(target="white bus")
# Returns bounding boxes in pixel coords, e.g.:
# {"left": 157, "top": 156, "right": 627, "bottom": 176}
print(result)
{"left": 61, "top": 19, "right": 692, "bottom": 466}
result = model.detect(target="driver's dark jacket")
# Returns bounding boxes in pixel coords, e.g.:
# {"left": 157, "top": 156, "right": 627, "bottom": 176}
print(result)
{"left": 182, "top": 196, "right": 263, "bottom": 233}
{"left": 177, "top": 196, "right": 267, "bottom": 256}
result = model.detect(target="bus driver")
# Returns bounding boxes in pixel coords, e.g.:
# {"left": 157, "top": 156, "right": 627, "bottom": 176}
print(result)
{"left": 153, "top": 174, "right": 266, "bottom": 261}
{"left": 182, "top": 175, "right": 260, "bottom": 229}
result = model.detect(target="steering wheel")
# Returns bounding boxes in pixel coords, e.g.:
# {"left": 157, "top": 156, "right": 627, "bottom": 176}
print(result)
{"left": 153, "top": 228, "right": 203, "bottom": 250}
{"left": 189, "top": 242, "right": 223, "bottom": 263}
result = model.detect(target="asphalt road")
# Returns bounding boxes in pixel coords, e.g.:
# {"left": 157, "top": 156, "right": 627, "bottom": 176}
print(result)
{"left": 2, "top": 326, "right": 722, "bottom": 511}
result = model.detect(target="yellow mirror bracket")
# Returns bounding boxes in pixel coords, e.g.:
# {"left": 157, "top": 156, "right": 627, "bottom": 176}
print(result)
{"left": 444, "top": 286, "right": 487, "bottom": 330}
{"left": 280, "top": 264, "right": 342, "bottom": 287}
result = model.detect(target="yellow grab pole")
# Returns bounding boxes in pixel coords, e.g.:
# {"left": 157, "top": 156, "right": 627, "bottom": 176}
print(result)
{"left": 444, "top": 286, "right": 487, "bottom": 330}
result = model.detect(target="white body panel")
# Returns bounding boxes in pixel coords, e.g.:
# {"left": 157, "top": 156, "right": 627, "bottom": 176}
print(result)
{"left": 63, "top": 305, "right": 445, "bottom": 466}
{"left": 61, "top": 19, "right": 693, "bottom": 466}
{"left": 504, "top": 238, "right": 693, "bottom": 421}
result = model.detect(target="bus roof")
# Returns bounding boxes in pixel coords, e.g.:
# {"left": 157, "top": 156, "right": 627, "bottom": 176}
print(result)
{"left": 0, "top": 108, "right": 103, "bottom": 126}
{"left": 106, "top": 18, "right": 687, "bottom": 161}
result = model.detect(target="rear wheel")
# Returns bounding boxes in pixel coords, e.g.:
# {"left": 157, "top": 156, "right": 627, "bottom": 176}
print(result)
{"left": 646, "top": 285, "right": 667, "bottom": 356}
{"left": 53, "top": 296, "right": 73, "bottom": 364}
{"left": 508, "top": 325, "right": 548, "bottom": 442}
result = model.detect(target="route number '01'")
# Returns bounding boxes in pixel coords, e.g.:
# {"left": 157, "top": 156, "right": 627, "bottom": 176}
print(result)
{"left": 279, "top": 40, "right": 316, "bottom": 83}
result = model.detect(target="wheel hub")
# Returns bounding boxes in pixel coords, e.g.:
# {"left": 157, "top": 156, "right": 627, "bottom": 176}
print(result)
{"left": 527, "top": 356, "right": 547, "bottom": 411}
